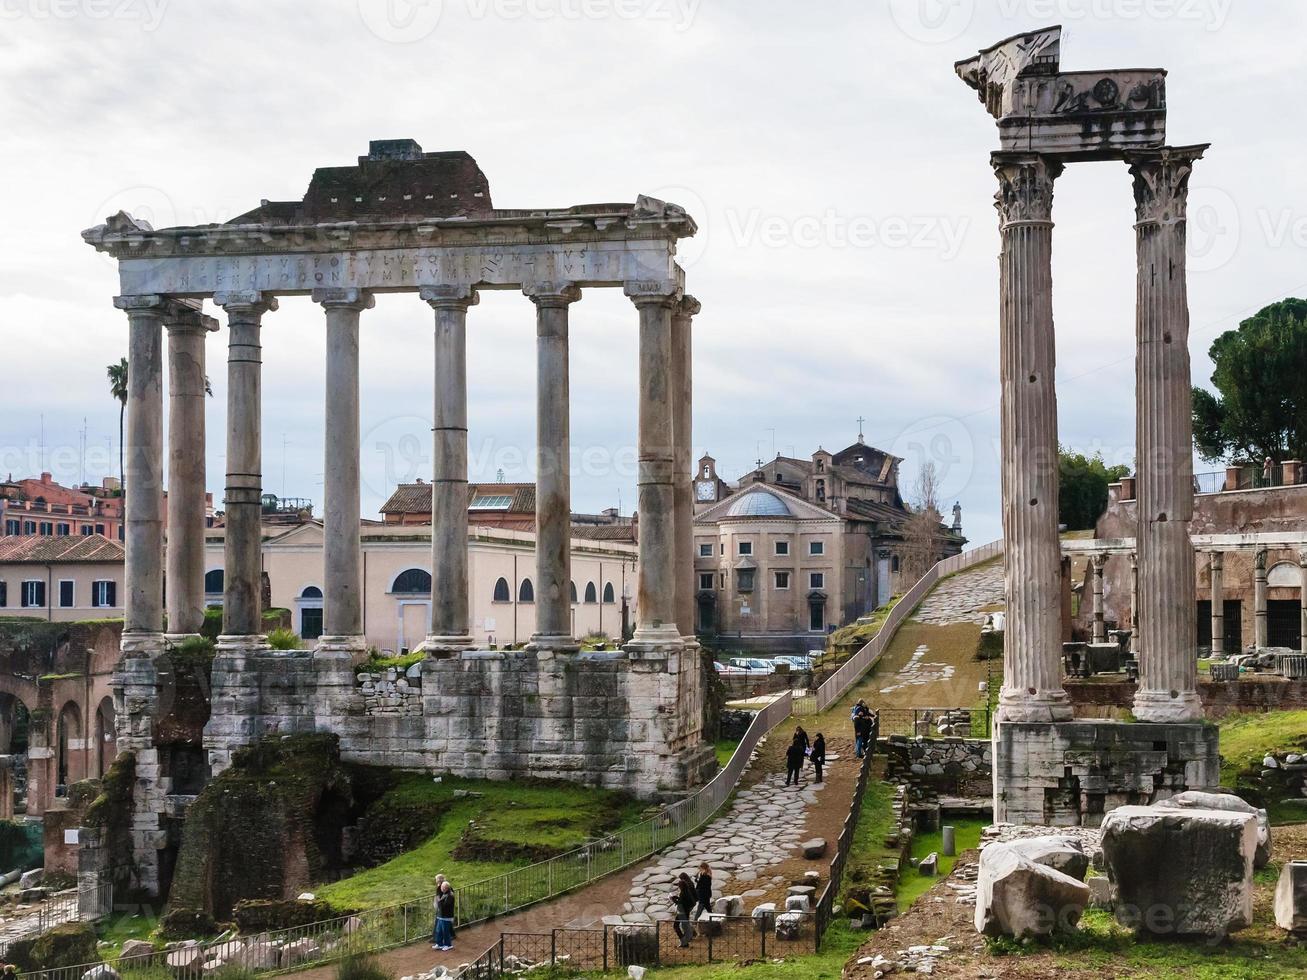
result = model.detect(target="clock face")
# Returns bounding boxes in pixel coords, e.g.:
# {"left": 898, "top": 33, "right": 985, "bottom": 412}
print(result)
{"left": 695, "top": 480, "right": 716, "bottom": 502}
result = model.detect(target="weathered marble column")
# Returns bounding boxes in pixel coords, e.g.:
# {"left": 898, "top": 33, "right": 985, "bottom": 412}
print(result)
{"left": 114, "top": 295, "right": 168, "bottom": 650}
{"left": 164, "top": 308, "right": 216, "bottom": 638}
{"left": 1254, "top": 547, "right": 1269, "bottom": 649}
{"left": 313, "top": 288, "right": 374, "bottom": 658}
{"left": 1127, "top": 145, "right": 1207, "bottom": 722}
{"left": 1129, "top": 551, "right": 1140, "bottom": 653}
{"left": 671, "top": 296, "right": 700, "bottom": 645}
{"left": 525, "top": 282, "right": 581, "bottom": 653}
{"left": 213, "top": 291, "right": 277, "bottom": 643}
{"left": 626, "top": 285, "right": 683, "bottom": 657}
{"left": 1209, "top": 551, "right": 1224, "bottom": 658}
{"left": 991, "top": 153, "right": 1071, "bottom": 722}
{"left": 420, "top": 285, "right": 478, "bottom": 653}
{"left": 1300, "top": 550, "right": 1307, "bottom": 654}
{"left": 1090, "top": 554, "right": 1107, "bottom": 644}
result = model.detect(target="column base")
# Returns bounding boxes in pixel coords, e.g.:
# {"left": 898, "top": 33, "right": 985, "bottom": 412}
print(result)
{"left": 416, "top": 634, "right": 475, "bottom": 658}
{"left": 120, "top": 631, "right": 167, "bottom": 658}
{"left": 527, "top": 633, "right": 580, "bottom": 655}
{"left": 625, "top": 625, "right": 683, "bottom": 661}
{"left": 1132, "top": 688, "right": 1203, "bottom": 723}
{"left": 997, "top": 686, "right": 1074, "bottom": 723}
{"left": 215, "top": 633, "right": 271, "bottom": 656}
{"left": 315, "top": 634, "right": 367, "bottom": 662}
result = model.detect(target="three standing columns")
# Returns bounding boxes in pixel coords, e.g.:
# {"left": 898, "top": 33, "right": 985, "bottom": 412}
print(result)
{"left": 314, "top": 288, "right": 374, "bottom": 657}
{"left": 991, "top": 153, "right": 1071, "bottom": 723}
{"left": 165, "top": 308, "right": 217, "bottom": 637}
{"left": 421, "top": 285, "right": 479, "bottom": 653}
{"left": 213, "top": 291, "right": 278, "bottom": 643}
{"left": 671, "top": 296, "right": 701, "bottom": 647}
{"left": 526, "top": 283, "right": 582, "bottom": 653}
{"left": 1128, "top": 146, "right": 1207, "bottom": 722}
{"left": 627, "top": 288, "right": 683, "bottom": 656}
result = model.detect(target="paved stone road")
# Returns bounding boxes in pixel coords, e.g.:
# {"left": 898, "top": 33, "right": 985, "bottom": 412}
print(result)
{"left": 912, "top": 561, "right": 1004, "bottom": 626}
{"left": 878, "top": 643, "right": 956, "bottom": 695}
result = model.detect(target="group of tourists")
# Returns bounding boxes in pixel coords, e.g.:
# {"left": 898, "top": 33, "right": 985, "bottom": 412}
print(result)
{"left": 671, "top": 862, "right": 716, "bottom": 946}
{"left": 851, "top": 700, "right": 877, "bottom": 758}
{"left": 784, "top": 725, "right": 826, "bottom": 786}
{"left": 430, "top": 875, "right": 457, "bottom": 951}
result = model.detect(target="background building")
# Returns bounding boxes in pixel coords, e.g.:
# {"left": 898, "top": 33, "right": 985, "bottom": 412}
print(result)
{"left": 0, "top": 534, "right": 124, "bottom": 621}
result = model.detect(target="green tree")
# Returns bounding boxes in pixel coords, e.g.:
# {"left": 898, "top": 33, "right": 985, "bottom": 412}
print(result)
{"left": 107, "top": 357, "right": 128, "bottom": 492}
{"left": 1192, "top": 297, "right": 1307, "bottom": 464}
{"left": 1059, "top": 449, "right": 1131, "bottom": 531}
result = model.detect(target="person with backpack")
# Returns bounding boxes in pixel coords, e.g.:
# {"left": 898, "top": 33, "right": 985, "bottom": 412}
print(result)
{"left": 672, "top": 872, "right": 697, "bottom": 946}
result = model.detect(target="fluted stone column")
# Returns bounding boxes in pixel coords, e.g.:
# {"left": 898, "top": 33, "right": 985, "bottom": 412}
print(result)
{"left": 991, "top": 153, "right": 1070, "bottom": 722}
{"left": 526, "top": 283, "right": 581, "bottom": 653}
{"left": 1254, "top": 547, "right": 1269, "bottom": 650}
{"left": 626, "top": 286, "right": 683, "bottom": 658}
{"left": 417, "top": 285, "right": 479, "bottom": 653}
{"left": 213, "top": 292, "right": 277, "bottom": 643}
{"left": 114, "top": 295, "right": 168, "bottom": 651}
{"left": 164, "top": 308, "right": 216, "bottom": 638}
{"left": 1210, "top": 551, "right": 1224, "bottom": 658}
{"left": 313, "top": 288, "right": 373, "bottom": 658}
{"left": 1090, "top": 554, "right": 1107, "bottom": 644}
{"left": 1300, "top": 551, "right": 1307, "bottom": 654}
{"left": 1129, "top": 551, "right": 1140, "bottom": 653}
{"left": 671, "top": 296, "right": 700, "bottom": 645}
{"left": 1128, "top": 145, "right": 1207, "bottom": 723}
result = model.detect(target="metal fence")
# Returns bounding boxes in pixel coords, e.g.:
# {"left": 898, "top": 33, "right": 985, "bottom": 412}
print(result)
{"left": 874, "top": 706, "right": 992, "bottom": 739}
{"left": 813, "top": 714, "right": 877, "bottom": 948}
{"left": 0, "top": 879, "right": 114, "bottom": 960}
{"left": 795, "top": 540, "right": 1003, "bottom": 716}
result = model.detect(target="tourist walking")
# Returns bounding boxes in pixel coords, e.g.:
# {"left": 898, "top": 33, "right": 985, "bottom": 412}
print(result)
{"left": 672, "top": 872, "right": 697, "bottom": 946}
{"left": 785, "top": 734, "right": 806, "bottom": 786}
{"left": 853, "top": 707, "right": 873, "bottom": 759}
{"left": 431, "top": 880, "right": 456, "bottom": 951}
{"left": 810, "top": 732, "right": 826, "bottom": 783}
{"left": 694, "top": 862, "right": 714, "bottom": 919}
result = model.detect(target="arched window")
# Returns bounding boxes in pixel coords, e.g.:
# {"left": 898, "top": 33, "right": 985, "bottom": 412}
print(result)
{"left": 493, "top": 577, "right": 511, "bottom": 602}
{"left": 300, "top": 585, "right": 323, "bottom": 599}
{"left": 569, "top": 581, "right": 578, "bottom": 603}
{"left": 603, "top": 582, "right": 616, "bottom": 604}
{"left": 392, "top": 568, "right": 432, "bottom": 594}
{"left": 519, "top": 579, "right": 535, "bottom": 603}
{"left": 584, "top": 582, "right": 597, "bottom": 604}
{"left": 204, "top": 569, "right": 224, "bottom": 593}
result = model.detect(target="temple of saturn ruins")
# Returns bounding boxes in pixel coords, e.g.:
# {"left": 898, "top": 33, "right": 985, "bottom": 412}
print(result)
{"left": 82, "top": 141, "right": 713, "bottom": 897}
{"left": 956, "top": 27, "right": 1222, "bottom": 824}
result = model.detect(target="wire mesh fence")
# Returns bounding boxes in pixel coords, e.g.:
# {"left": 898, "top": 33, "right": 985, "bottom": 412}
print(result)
{"left": 874, "top": 706, "right": 992, "bottom": 739}
{"left": 0, "top": 878, "right": 114, "bottom": 961}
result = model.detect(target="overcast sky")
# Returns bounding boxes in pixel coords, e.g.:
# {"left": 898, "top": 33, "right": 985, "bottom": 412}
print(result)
{"left": 3, "top": 0, "right": 1305, "bottom": 547}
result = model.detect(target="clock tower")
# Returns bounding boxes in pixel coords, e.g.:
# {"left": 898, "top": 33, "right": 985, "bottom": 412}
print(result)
{"left": 694, "top": 454, "right": 727, "bottom": 512}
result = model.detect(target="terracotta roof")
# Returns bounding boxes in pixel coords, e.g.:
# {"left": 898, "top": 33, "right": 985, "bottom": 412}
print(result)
{"left": 571, "top": 524, "right": 637, "bottom": 543}
{"left": 380, "top": 482, "right": 538, "bottom": 516}
{"left": 0, "top": 534, "right": 123, "bottom": 563}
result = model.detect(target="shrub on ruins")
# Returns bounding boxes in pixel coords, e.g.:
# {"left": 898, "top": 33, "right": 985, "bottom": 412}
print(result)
{"left": 267, "top": 628, "right": 302, "bottom": 651}
{"left": 6, "top": 922, "right": 99, "bottom": 972}
{"left": 335, "top": 953, "right": 394, "bottom": 980}
{"left": 233, "top": 897, "right": 355, "bottom": 932}
{"left": 352, "top": 776, "right": 452, "bottom": 868}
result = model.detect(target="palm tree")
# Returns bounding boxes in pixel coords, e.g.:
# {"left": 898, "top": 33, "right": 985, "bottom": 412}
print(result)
{"left": 107, "top": 358, "right": 128, "bottom": 492}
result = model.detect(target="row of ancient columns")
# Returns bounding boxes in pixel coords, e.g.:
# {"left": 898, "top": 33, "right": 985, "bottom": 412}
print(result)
{"left": 116, "top": 284, "right": 702, "bottom": 660}
{"left": 1210, "top": 549, "right": 1307, "bottom": 655}
{"left": 993, "top": 144, "right": 1207, "bottom": 724}
{"left": 1086, "top": 552, "right": 1138, "bottom": 649}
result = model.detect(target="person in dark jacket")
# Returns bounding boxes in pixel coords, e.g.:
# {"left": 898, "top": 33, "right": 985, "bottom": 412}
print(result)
{"left": 810, "top": 733, "right": 826, "bottom": 783}
{"left": 853, "top": 708, "right": 874, "bottom": 758}
{"left": 694, "top": 862, "right": 714, "bottom": 919}
{"left": 793, "top": 726, "right": 810, "bottom": 754}
{"left": 785, "top": 736, "right": 806, "bottom": 786}
{"left": 431, "top": 880, "right": 456, "bottom": 951}
{"left": 672, "top": 872, "right": 697, "bottom": 946}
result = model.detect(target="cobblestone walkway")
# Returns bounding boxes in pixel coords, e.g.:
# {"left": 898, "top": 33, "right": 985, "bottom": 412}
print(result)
{"left": 878, "top": 643, "right": 956, "bottom": 694}
{"left": 912, "top": 561, "right": 1004, "bottom": 626}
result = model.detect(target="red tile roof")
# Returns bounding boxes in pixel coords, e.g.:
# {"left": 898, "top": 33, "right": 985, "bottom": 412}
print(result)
{"left": 0, "top": 534, "right": 123, "bottom": 563}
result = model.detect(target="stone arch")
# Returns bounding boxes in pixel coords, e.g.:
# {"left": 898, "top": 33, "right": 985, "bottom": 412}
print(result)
{"left": 94, "top": 696, "right": 117, "bottom": 778}
{"left": 56, "top": 700, "right": 84, "bottom": 796}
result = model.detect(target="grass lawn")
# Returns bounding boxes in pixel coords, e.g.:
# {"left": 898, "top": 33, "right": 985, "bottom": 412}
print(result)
{"left": 1217, "top": 709, "right": 1307, "bottom": 776}
{"left": 95, "top": 910, "right": 160, "bottom": 957}
{"left": 713, "top": 738, "right": 740, "bottom": 768}
{"left": 895, "top": 817, "right": 985, "bottom": 912}
{"left": 317, "top": 775, "right": 645, "bottom": 911}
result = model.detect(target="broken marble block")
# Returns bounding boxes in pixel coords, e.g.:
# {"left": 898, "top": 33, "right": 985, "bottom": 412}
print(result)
{"left": 1157, "top": 790, "right": 1271, "bottom": 869}
{"left": 774, "top": 911, "right": 804, "bottom": 940}
{"left": 1275, "top": 860, "right": 1307, "bottom": 936}
{"left": 712, "top": 895, "right": 744, "bottom": 916}
{"left": 802, "top": 838, "right": 828, "bottom": 859}
{"left": 1101, "top": 805, "right": 1256, "bottom": 939}
{"left": 785, "top": 894, "right": 810, "bottom": 912}
{"left": 974, "top": 843, "right": 1090, "bottom": 938}
{"left": 981, "top": 835, "right": 1088, "bottom": 881}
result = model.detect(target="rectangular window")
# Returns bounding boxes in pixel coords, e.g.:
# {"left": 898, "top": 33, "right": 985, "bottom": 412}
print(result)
{"left": 21, "top": 580, "right": 45, "bottom": 608}
{"left": 774, "top": 571, "right": 790, "bottom": 590}
{"left": 0, "top": 581, "right": 6, "bottom": 607}
{"left": 58, "top": 580, "right": 75, "bottom": 608}
{"left": 56, "top": 523, "right": 71, "bottom": 536}
{"left": 4, "top": 519, "right": 18, "bottom": 535}
{"left": 39, "top": 522, "right": 53, "bottom": 536}
{"left": 81, "top": 525, "right": 93, "bottom": 536}
{"left": 774, "top": 540, "right": 789, "bottom": 556}
{"left": 95, "top": 523, "right": 105, "bottom": 535}
{"left": 719, "top": 573, "right": 725, "bottom": 589}
{"left": 719, "top": 543, "right": 725, "bottom": 556}
{"left": 737, "top": 568, "right": 755, "bottom": 592}
{"left": 22, "top": 521, "right": 35, "bottom": 535}
{"left": 698, "top": 573, "right": 714, "bottom": 591}
{"left": 738, "top": 541, "right": 753, "bottom": 556}
{"left": 809, "top": 541, "right": 824, "bottom": 556}
{"left": 92, "top": 580, "right": 117, "bottom": 608}
{"left": 469, "top": 494, "right": 513, "bottom": 509}
{"left": 810, "top": 572, "right": 825, "bottom": 589}
{"left": 699, "top": 543, "right": 713, "bottom": 558}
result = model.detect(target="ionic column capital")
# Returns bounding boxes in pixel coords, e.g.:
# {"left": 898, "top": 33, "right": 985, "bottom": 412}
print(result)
{"left": 1254, "top": 547, "right": 1268, "bottom": 571}
{"left": 1210, "top": 549, "right": 1224, "bottom": 570}
{"left": 165, "top": 308, "right": 219, "bottom": 335}
{"left": 1090, "top": 553, "right": 1107, "bottom": 572}
{"left": 990, "top": 152, "right": 1063, "bottom": 226}
{"left": 1299, "top": 549, "right": 1307, "bottom": 568}
{"left": 624, "top": 280, "right": 681, "bottom": 308}
{"left": 1125, "top": 143, "right": 1209, "bottom": 226}
{"left": 524, "top": 281, "right": 581, "bottom": 308}
{"left": 113, "top": 294, "right": 167, "bottom": 314}
{"left": 312, "top": 287, "right": 375, "bottom": 312}
{"left": 674, "top": 294, "right": 702, "bottom": 320}
{"left": 420, "top": 284, "right": 479, "bottom": 311}
{"left": 213, "top": 291, "right": 278, "bottom": 318}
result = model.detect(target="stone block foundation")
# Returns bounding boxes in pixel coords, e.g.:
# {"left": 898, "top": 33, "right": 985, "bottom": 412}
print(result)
{"left": 993, "top": 720, "right": 1220, "bottom": 825}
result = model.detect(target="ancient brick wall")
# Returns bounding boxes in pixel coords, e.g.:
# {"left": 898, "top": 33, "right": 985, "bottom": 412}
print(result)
{"left": 1065, "top": 677, "right": 1307, "bottom": 717}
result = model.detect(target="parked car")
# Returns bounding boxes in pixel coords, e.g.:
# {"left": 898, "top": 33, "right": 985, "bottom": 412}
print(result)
{"left": 728, "top": 657, "right": 774, "bottom": 674}
{"left": 714, "top": 660, "right": 749, "bottom": 674}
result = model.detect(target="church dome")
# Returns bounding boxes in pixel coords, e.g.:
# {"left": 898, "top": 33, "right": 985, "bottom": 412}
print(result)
{"left": 725, "top": 490, "right": 792, "bottom": 518}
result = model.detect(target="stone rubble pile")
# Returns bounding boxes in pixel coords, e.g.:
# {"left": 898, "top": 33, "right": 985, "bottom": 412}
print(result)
{"left": 854, "top": 941, "right": 951, "bottom": 977}
{"left": 358, "top": 665, "right": 424, "bottom": 717}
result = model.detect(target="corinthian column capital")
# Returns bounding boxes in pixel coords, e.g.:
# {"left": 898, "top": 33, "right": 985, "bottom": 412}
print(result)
{"left": 674, "top": 294, "right": 702, "bottom": 320}
{"left": 991, "top": 152, "right": 1063, "bottom": 226}
{"left": 1125, "top": 144, "right": 1209, "bottom": 226}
